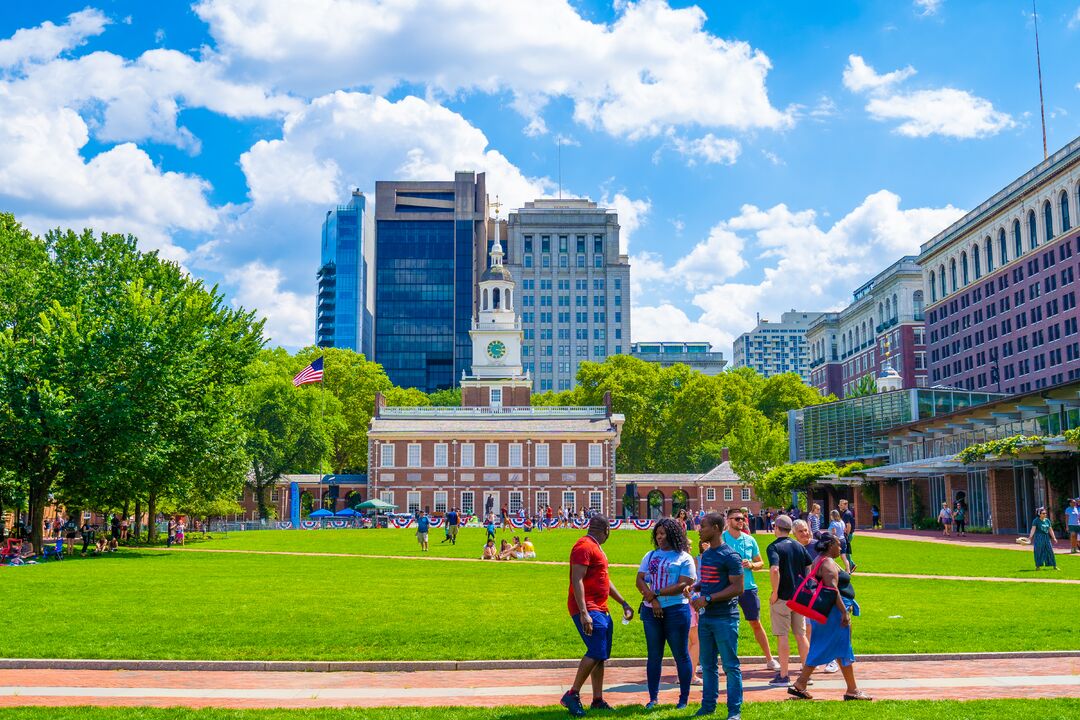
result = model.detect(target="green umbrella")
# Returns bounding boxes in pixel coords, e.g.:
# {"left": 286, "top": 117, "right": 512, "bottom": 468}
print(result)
{"left": 357, "top": 499, "right": 398, "bottom": 511}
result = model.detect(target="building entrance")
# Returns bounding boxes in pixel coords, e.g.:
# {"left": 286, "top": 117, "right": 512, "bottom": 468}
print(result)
{"left": 1013, "top": 465, "right": 1045, "bottom": 534}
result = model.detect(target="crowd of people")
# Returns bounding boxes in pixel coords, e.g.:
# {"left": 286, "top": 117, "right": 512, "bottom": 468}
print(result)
{"left": 560, "top": 509, "right": 868, "bottom": 719}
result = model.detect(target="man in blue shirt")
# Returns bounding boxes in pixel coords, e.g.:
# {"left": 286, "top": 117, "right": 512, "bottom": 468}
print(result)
{"left": 416, "top": 512, "right": 430, "bottom": 552}
{"left": 1066, "top": 498, "right": 1080, "bottom": 554}
{"left": 691, "top": 512, "right": 745, "bottom": 719}
{"left": 442, "top": 508, "right": 459, "bottom": 545}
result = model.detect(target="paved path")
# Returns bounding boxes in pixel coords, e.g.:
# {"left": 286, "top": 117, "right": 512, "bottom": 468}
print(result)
{"left": 161, "top": 547, "right": 1080, "bottom": 584}
{"left": 860, "top": 528, "right": 1077, "bottom": 554}
{"left": 1, "top": 657, "right": 1076, "bottom": 708}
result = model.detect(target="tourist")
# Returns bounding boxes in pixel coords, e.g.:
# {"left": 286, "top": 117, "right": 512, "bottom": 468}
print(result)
{"left": 120, "top": 516, "right": 130, "bottom": 542}
{"left": 522, "top": 536, "right": 537, "bottom": 559}
{"left": 808, "top": 504, "right": 822, "bottom": 537}
{"left": 485, "top": 514, "right": 496, "bottom": 543}
{"left": 688, "top": 537, "right": 709, "bottom": 687}
{"left": 546, "top": 505, "right": 554, "bottom": 529}
{"left": 636, "top": 518, "right": 696, "bottom": 710}
{"left": 767, "top": 514, "right": 813, "bottom": 686}
{"left": 827, "top": 510, "right": 848, "bottom": 571}
{"left": 80, "top": 520, "right": 95, "bottom": 556}
{"left": 953, "top": 501, "right": 966, "bottom": 537}
{"left": 502, "top": 505, "right": 511, "bottom": 530}
{"left": 560, "top": 516, "right": 634, "bottom": 717}
{"left": 481, "top": 539, "right": 497, "bottom": 560}
{"left": 175, "top": 519, "right": 185, "bottom": 546}
{"left": 937, "top": 502, "right": 953, "bottom": 537}
{"left": 722, "top": 508, "right": 778, "bottom": 673}
{"left": 1028, "top": 508, "right": 1058, "bottom": 570}
{"left": 166, "top": 516, "right": 176, "bottom": 547}
{"left": 416, "top": 512, "right": 431, "bottom": 552}
{"left": 839, "top": 499, "right": 856, "bottom": 572}
{"left": 110, "top": 515, "right": 121, "bottom": 545}
{"left": 690, "top": 512, "right": 744, "bottom": 719}
{"left": 497, "top": 538, "right": 515, "bottom": 560}
{"left": 446, "top": 507, "right": 459, "bottom": 545}
{"left": 1065, "top": 499, "right": 1080, "bottom": 554}
{"left": 675, "top": 509, "right": 689, "bottom": 533}
{"left": 788, "top": 533, "right": 871, "bottom": 702}
{"left": 870, "top": 505, "right": 880, "bottom": 530}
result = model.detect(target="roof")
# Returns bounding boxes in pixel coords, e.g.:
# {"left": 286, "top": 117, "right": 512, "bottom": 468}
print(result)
{"left": 369, "top": 415, "right": 622, "bottom": 436}
{"left": 481, "top": 265, "right": 513, "bottom": 282}
{"left": 618, "top": 461, "right": 743, "bottom": 485}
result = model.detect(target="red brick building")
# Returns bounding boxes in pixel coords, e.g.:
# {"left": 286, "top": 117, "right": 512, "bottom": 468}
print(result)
{"left": 367, "top": 219, "right": 625, "bottom": 518}
{"left": 618, "top": 451, "right": 763, "bottom": 519}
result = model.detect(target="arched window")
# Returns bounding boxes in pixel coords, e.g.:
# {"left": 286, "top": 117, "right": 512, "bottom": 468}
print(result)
{"left": 939, "top": 264, "right": 946, "bottom": 297}
{"left": 1029, "top": 209, "right": 1039, "bottom": 249}
{"left": 892, "top": 293, "right": 898, "bottom": 319}
{"left": 492, "top": 287, "right": 501, "bottom": 309}
{"left": 1061, "top": 190, "right": 1071, "bottom": 233}
{"left": 950, "top": 258, "right": 957, "bottom": 292}
{"left": 482, "top": 288, "right": 489, "bottom": 310}
{"left": 985, "top": 236, "right": 993, "bottom": 272}
{"left": 1014, "top": 219, "right": 1023, "bottom": 257}
{"left": 930, "top": 271, "right": 937, "bottom": 302}
{"left": 506, "top": 289, "right": 513, "bottom": 309}
{"left": 1044, "top": 200, "right": 1054, "bottom": 241}
{"left": 998, "top": 228, "right": 1007, "bottom": 264}
{"left": 973, "top": 244, "right": 981, "bottom": 279}
{"left": 913, "top": 290, "right": 924, "bottom": 317}
{"left": 883, "top": 299, "right": 890, "bottom": 322}
{"left": 961, "top": 251, "right": 969, "bottom": 285}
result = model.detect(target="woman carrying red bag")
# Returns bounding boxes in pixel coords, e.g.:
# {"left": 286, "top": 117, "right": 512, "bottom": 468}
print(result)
{"left": 788, "top": 533, "right": 871, "bottom": 702}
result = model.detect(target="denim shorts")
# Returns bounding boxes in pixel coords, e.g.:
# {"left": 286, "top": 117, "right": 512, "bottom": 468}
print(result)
{"left": 737, "top": 588, "right": 760, "bottom": 622}
{"left": 572, "top": 610, "right": 613, "bottom": 661}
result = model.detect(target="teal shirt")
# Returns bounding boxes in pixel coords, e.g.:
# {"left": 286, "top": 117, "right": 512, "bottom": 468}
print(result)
{"left": 721, "top": 530, "right": 760, "bottom": 591}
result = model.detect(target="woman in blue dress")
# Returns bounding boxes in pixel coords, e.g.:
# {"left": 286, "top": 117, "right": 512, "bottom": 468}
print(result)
{"left": 788, "top": 533, "right": 871, "bottom": 701}
{"left": 1027, "top": 508, "right": 1058, "bottom": 570}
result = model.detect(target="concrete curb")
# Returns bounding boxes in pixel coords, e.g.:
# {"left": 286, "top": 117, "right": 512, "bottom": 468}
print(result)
{"left": 2, "top": 651, "right": 1078, "bottom": 673}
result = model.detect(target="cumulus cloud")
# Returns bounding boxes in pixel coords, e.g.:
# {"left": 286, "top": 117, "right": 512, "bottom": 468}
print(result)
{"left": 194, "top": 0, "right": 791, "bottom": 139}
{"left": 0, "top": 8, "right": 108, "bottom": 68}
{"left": 634, "top": 191, "right": 965, "bottom": 356}
{"left": 225, "top": 262, "right": 314, "bottom": 348}
{"left": 601, "top": 192, "right": 651, "bottom": 253}
{"left": 631, "top": 303, "right": 730, "bottom": 348}
{"left": 843, "top": 54, "right": 1013, "bottom": 139}
{"left": 670, "top": 133, "right": 741, "bottom": 166}
{"left": 914, "top": 0, "right": 943, "bottom": 16}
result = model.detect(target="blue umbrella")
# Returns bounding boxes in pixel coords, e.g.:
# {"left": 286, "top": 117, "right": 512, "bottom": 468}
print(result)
{"left": 309, "top": 508, "right": 334, "bottom": 518}
{"left": 335, "top": 508, "right": 359, "bottom": 517}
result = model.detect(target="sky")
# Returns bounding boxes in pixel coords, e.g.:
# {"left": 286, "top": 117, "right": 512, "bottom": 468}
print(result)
{"left": 2, "top": 1, "right": 1080, "bottom": 359}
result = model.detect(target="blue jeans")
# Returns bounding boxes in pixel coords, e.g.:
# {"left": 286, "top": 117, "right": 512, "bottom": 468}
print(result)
{"left": 640, "top": 603, "right": 692, "bottom": 703}
{"left": 698, "top": 614, "right": 742, "bottom": 717}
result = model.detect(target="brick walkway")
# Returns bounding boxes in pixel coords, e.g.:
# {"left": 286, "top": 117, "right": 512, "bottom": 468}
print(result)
{"left": 860, "top": 528, "right": 1077, "bottom": 554}
{"left": 1, "top": 657, "right": 1076, "bottom": 708}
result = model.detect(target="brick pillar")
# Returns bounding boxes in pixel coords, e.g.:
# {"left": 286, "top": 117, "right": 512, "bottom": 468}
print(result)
{"left": 853, "top": 488, "right": 873, "bottom": 529}
{"left": 880, "top": 481, "right": 899, "bottom": 529}
{"left": 987, "top": 468, "right": 1017, "bottom": 535}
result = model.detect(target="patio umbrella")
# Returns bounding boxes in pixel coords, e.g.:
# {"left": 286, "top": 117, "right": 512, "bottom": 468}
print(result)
{"left": 309, "top": 508, "right": 334, "bottom": 518}
{"left": 335, "top": 508, "right": 359, "bottom": 517}
{"left": 357, "top": 499, "right": 398, "bottom": 511}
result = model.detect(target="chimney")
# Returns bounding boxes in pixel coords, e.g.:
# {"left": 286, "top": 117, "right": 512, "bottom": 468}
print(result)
{"left": 721, "top": 447, "right": 730, "bottom": 463}
{"left": 603, "top": 391, "right": 612, "bottom": 415}
{"left": 374, "top": 391, "right": 385, "bottom": 418}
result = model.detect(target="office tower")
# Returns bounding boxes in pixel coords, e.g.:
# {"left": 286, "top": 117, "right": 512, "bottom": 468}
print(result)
{"left": 316, "top": 190, "right": 372, "bottom": 357}
{"left": 732, "top": 310, "right": 825, "bottom": 381}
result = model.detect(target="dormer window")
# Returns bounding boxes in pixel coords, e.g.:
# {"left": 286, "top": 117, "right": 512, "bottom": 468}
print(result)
{"left": 490, "top": 388, "right": 502, "bottom": 408}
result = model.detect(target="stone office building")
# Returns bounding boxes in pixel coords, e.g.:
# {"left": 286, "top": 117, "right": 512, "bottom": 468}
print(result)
{"left": 368, "top": 215, "right": 625, "bottom": 517}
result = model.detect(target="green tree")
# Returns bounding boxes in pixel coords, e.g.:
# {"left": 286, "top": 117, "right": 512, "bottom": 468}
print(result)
{"left": 759, "top": 461, "right": 839, "bottom": 508}
{"left": 755, "top": 373, "right": 830, "bottom": 422}
{"left": 382, "top": 386, "right": 431, "bottom": 407}
{"left": 428, "top": 387, "right": 462, "bottom": 406}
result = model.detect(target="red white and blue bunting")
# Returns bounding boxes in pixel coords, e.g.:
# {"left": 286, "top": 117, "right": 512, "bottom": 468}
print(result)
{"left": 428, "top": 517, "right": 444, "bottom": 528}
{"left": 629, "top": 519, "right": 655, "bottom": 531}
{"left": 276, "top": 521, "right": 293, "bottom": 530}
{"left": 390, "top": 516, "right": 415, "bottom": 529}
{"left": 300, "top": 520, "right": 320, "bottom": 530}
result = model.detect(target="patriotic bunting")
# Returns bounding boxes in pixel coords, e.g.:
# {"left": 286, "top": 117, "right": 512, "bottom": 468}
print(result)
{"left": 300, "top": 520, "right": 320, "bottom": 530}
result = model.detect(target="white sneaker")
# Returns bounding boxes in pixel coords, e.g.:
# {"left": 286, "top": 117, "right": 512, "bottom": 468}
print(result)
{"left": 824, "top": 661, "right": 839, "bottom": 673}
{"left": 766, "top": 659, "right": 781, "bottom": 671}
{"left": 691, "top": 674, "right": 703, "bottom": 685}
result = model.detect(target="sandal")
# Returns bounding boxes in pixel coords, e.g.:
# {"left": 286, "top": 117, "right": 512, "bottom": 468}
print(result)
{"left": 787, "top": 685, "right": 813, "bottom": 700}
{"left": 844, "top": 690, "right": 873, "bottom": 701}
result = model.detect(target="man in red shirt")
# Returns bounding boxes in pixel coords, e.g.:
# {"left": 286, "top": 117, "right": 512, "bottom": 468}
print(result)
{"left": 561, "top": 515, "right": 634, "bottom": 716}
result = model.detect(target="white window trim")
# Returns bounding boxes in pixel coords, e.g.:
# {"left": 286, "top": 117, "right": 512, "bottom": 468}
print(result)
{"left": 509, "top": 491, "right": 523, "bottom": 513}
{"left": 460, "top": 490, "right": 475, "bottom": 516}
{"left": 741, "top": 487, "right": 752, "bottom": 502}
{"left": 589, "top": 491, "right": 603, "bottom": 513}
{"left": 380, "top": 444, "right": 395, "bottom": 468}
{"left": 536, "top": 491, "right": 550, "bottom": 511}
{"left": 407, "top": 443, "right": 422, "bottom": 468}
{"left": 485, "top": 443, "right": 499, "bottom": 468}
{"left": 380, "top": 490, "right": 394, "bottom": 505}
{"left": 407, "top": 491, "right": 421, "bottom": 514}
{"left": 509, "top": 443, "right": 523, "bottom": 468}
{"left": 705, "top": 488, "right": 716, "bottom": 502}
{"left": 588, "top": 444, "right": 603, "bottom": 468}
{"left": 535, "top": 443, "right": 549, "bottom": 467}
{"left": 434, "top": 443, "right": 448, "bottom": 468}
{"left": 562, "top": 490, "right": 576, "bottom": 511}
{"left": 562, "top": 443, "right": 576, "bottom": 468}
{"left": 723, "top": 487, "right": 734, "bottom": 502}
{"left": 434, "top": 491, "right": 448, "bottom": 514}
{"left": 460, "top": 443, "right": 474, "bottom": 468}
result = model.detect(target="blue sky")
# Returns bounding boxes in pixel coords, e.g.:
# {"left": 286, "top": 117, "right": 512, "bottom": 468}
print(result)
{"left": 2, "top": 1, "right": 1079, "bottom": 357}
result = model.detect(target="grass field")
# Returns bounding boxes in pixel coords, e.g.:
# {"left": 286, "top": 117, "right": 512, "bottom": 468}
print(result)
{"left": 0, "top": 544, "right": 1072, "bottom": 660}
{"left": 187, "top": 527, "right": 1080, "bottom": 579}
{"left": 1, "top": 700, "right": 1078, "bottom": 720}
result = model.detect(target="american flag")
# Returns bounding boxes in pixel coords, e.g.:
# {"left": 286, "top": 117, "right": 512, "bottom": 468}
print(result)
{"left": 292, "top": 357, "right": 324, "bottom": 386}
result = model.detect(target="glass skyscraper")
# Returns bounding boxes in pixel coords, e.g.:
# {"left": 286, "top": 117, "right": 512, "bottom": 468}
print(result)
{"left": 374, "top": 172, "right": 487, "bottom": 391}
{"left": 317, "top": 190, "right": 372, "bottom": 357}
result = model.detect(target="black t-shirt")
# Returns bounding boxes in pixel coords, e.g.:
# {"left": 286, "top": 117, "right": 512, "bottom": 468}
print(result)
{"left": 766, "top": 536, "right": 813, "bottom": 601}
{"left": 841, "top": 509, "right": 855, "bottom": 537}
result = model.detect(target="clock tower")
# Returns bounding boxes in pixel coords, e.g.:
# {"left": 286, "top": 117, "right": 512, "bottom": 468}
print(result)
{"left": 461, "top": 198, "right": 531, "bottom": 407}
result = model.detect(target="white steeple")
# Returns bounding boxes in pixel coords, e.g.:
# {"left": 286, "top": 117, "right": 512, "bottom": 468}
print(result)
{"left": 469, "top": 196, "right": 524, "bottom": 379}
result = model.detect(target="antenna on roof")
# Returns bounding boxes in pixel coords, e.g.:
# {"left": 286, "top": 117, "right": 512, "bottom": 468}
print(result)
{"left": 557, "top": 136, "right": 562, "bottom": 200}
{"left": 1033, "top": 0, "right": 1048, "bottom": 161}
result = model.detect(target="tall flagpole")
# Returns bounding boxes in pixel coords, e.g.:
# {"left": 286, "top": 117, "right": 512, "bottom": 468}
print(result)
{"left": 1033, "top": 0, "right": 1048, "bottom": 160}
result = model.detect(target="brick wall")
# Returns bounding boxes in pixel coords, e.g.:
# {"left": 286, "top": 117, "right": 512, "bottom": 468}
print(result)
{"left": 988, "top": 468, "right": 1017, "bottom": 535}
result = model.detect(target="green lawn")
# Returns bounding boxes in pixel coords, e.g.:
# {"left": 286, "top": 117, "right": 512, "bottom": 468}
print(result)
{"left": 187, "top": 527, "right": 1080, "bottom": 579}
{"left": 0, "top": 548, "right": 1072, "bottom": 660}
{"left": 1, "top": 700, "right": 1078, "bottom": 720}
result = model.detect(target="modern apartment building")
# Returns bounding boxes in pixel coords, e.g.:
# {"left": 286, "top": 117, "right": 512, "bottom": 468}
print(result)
{"left": 806, "top": 256, "right": 927, "bottom": 398}
{"left": 630, "top": 342, "right": 727, "bottom": 375}
{"left": 732, "top": 310, "right": 824, "bottom": 381}
{"left": 504, "top": 199, "right": 631, "bottom": 392}
{"left": 373, "top": 172, "right": 488, "bottom": 391}
{"left": 920, "top": 136, "right": 1080, "bottom": 393}
{"left": 316, "top": 190, "right": 372, "bottom": 356}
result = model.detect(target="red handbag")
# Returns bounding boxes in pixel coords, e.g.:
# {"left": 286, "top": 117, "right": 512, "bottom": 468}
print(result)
{"left": 786, "top": 556, "right": 838, "bottom": 624}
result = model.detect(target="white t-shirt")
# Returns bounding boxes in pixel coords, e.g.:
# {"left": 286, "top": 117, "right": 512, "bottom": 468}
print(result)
{"left": 639, "top": 549, "right": 697, "bottom": 608}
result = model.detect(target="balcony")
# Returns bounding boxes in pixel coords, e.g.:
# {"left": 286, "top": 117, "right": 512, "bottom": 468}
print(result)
{"left": 380, "top": 405, "right": 609, "bottom": 418}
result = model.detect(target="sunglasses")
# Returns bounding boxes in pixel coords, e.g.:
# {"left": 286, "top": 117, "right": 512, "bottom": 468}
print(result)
{"left": 729, "top": 517, "right": 746, "bottom": 522}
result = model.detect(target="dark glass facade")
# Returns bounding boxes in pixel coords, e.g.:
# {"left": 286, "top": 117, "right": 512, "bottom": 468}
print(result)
{"left": 317, "top": 193, "right": 370, "bottom": 356}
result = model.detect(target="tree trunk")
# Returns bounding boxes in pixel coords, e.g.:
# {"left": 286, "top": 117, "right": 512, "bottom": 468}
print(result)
{"left": 146, "top": 492, "right": 157, "bottom": 544}
{"left": 256, "top": 483, "right": 270, "bottom": 521}
{"left": 28, "top": 476, "right": 50, "bottom": 554}
{"left": 134, "top": 497, "right": 142, "bottom": 542}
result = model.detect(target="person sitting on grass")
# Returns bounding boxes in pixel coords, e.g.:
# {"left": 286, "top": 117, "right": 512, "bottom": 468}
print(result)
{"left": 482, "top": 540, "right": 497, "bottom": 560}
{"left": 521, "top": 536, "right": 537, "bottom": 559}
{"left": 499, "top": 538, "right": 523, "bottom": 561}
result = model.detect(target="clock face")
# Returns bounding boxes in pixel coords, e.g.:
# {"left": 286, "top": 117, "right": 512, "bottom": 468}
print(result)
{"left": 487, "top": 340, "right": 507, "bottom": 359}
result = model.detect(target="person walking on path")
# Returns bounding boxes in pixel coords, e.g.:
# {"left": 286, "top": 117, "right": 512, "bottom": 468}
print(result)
{"left": 166, "top": 517, "right": 176, "bottom": 548}
{"left": 839, "top": 499, "right": 856, "bottom": 572}
{"left": 788, "top": 533, "right": 871, "bottom": 702}
{"left": 485, "top": 514, "right": 496, "bottom": 543}
{"left": 721, "top": 508, "right": 778, "bottom": 673}
{"left": 953, "top": 501, "right": 966, "bottom": 537}
{"left": 870, "top": 505, "right": 880, "bottom": 530}
{"left": 636, "top": 518, "right": 697, "bottom": 710}
{"left": 807, "top": 504, "right": 822, "bottom": 538}
{"left": 1065, "top": 498, "right": 1080, "bottom": 554}
{"left": 443, "top": 507, "right": 459, "bottom": 545}
{"left": 937, "top": 502, "right": 953, "bottom": 537}
{"left": 561, "top": 516, "right": 634, "bottom": 717}
{"left": 1028, "top": 508, "right": 1058, "bottom": 570}
{"left": 767, "top": 515, "right": 813, "bottom": 686}
{"left": 827, "top": 510, "right": 847, "bottom": 571}
{"left": 415, "top": 512, "right": 430, "bottom": 552}
{"left": 690, "top": 512, "right": 745, "bottom": 719}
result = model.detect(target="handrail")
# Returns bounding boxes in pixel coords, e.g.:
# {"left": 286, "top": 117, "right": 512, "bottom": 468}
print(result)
{"left": 380, "top": 406, "right": 609, "bottom": 418}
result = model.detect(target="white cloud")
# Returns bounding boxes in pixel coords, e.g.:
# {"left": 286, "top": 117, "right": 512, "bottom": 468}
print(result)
{"left": 0, "top": 8, "right": 108, "bottom": 68}
{"left": 194, "top": 0, "right": 791, "bottom": 139}
{"left": 761, "top": 150, "right": 784, "bottom": 166}
{"left": 914, "top": 0, "right": 943, "bottom": 16}
{"left": 635, "top": 191, "right": 965, "bottom": 357}
{"left": 843, "top": 54, "right": 1014, "bottom": 139}
{"left": 631, "top": 303, "right": 730, "bottom": 348}
{"left": 670, "top": 133, "right": 741, "bottom": 166}
{"left": 1070, "top": 7, "right": 1080, "bottom": 30}
{"left": 601, "top": 192, "right": 650, "bottom": 253}
{"left": 225, "top": 262, "right": 314, "bottom": 348}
